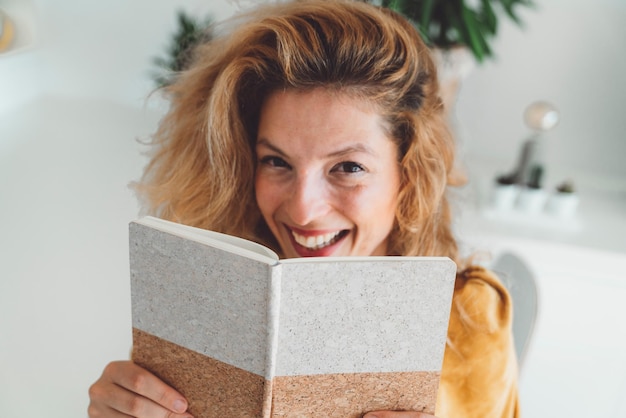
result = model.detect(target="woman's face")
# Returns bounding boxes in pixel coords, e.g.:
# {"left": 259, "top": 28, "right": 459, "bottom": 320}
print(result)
{"left": 255, "top": 88, "right": 401, "bottom": 258}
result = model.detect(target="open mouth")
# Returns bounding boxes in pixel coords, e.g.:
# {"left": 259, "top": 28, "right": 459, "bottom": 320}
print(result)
{"left": 290, "top": 229, "right": 349, "bottom": 251}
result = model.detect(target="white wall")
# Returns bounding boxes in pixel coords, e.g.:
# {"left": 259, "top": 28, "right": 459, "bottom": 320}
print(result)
{"left": 1, "top": 1, "right": 625, "bottom": 417}
{"left": 0, "top": 1, "right": 240, "bottom": 417}
{"left": 0, "top": 0, "right": 243, "bottom": 111}
{"left": 3, "top": 0, "right": 625, "bottom": 183}
{"left": 456, "top": 0, "right": 626, "bottom": 189}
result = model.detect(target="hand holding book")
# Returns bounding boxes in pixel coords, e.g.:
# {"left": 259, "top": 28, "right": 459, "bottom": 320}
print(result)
{"left": 88, "top": 360, "right": 193, "bottom": 418}
{"left": 89, "top": 361, "right": 438, "bottom": 418}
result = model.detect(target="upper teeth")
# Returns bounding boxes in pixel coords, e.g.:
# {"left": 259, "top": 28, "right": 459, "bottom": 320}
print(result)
{"left": 292, "top": 230, "right": 342, "bottom": 250}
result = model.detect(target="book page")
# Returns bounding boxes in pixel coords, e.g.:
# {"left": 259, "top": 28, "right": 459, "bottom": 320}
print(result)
{"left": 276, "top": 257, "right": 456, "bottom": 376}
{"left": 130, "top": 221, "right": 276, "bottom": 375}
{"left": 136, "top": 216, "right": 279, "bottom": 263}
{"left": 269, "top": 256, "right": 456, "bottom": 416}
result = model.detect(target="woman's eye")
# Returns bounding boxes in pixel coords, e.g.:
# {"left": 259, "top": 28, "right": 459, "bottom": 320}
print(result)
{"left": 259, "top": 156, "right": 290, "bottom": 169}
{"left": 333, "top": 161, "right": 365, "bottom": 173}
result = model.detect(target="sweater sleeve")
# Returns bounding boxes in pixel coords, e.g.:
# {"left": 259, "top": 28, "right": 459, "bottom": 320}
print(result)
{"left": 435, "top": 266, "right": 520, "bottom": 418}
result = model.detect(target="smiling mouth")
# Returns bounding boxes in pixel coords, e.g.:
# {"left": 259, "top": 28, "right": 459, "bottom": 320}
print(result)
{"left": 290, "top": 229, "right": 348, "bottom": 250}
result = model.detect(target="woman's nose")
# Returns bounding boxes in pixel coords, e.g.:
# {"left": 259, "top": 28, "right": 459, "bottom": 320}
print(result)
{"left": 285, "top": 173, "right": 330, "bottom": 226}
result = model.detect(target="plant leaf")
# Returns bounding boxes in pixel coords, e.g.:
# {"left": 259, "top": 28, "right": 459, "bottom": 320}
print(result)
{"left": 420, "top": 0, "right": 436, "bottom": 30}
{"left": 461, "top": 5, "right": 490, "bottom": 62}
{"left": 151, "top": 9, "right": 213, "bottom": 87}
{"left": 481, "top": 0, "right": 498, "bottom": 35}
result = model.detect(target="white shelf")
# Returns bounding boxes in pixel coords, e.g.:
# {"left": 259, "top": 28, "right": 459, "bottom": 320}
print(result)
{"left": 456, "top": 156, "right": 626, "bottom": 255}
{"left": 0, "top": 0, "right": 37, "bottom": 57}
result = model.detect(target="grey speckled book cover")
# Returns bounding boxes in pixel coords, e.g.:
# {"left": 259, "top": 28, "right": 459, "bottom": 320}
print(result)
{"left": 129, "top": 216, "right": 456, "bottom": 417}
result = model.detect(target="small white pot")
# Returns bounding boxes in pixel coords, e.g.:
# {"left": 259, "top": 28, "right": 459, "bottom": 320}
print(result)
{"left": 516, "top": 187, "right": 547, "bottom": 214}
{"left": 490, "top": 183, "right": 520, "bottom": 211}
{"left": 545, "top": 192, "right": 580, "bottom": 218}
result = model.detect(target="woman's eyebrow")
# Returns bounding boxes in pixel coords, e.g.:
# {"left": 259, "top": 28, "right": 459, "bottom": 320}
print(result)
{"left": 256, "top": 137, "right": 287, "bottom": 156}
{"left": 256, "top": 138, "right": 377, "bottom": 158}
{"left": 327, "top": 143, "right": 378, "bottom": 158}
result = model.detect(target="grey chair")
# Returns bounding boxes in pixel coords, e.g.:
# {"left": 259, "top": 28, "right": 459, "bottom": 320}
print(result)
{"left": 491, "top": 251, "right": 539, "bottom": 369}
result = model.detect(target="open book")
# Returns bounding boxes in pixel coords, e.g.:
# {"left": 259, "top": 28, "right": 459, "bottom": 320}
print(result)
{"left": 129, "top": 216, "right": 456, "bottom": 417}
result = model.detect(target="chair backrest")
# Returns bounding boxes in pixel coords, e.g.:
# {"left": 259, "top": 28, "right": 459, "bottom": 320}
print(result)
{"left": 491, "top": 251, "right": 539, "bottom": 369}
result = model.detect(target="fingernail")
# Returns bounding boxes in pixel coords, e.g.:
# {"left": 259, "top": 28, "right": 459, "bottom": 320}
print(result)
{"left": 173, "top": 399, "right": 187, "bottom": 413}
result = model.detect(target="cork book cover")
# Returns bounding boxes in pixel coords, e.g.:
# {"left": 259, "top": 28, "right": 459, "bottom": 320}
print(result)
{"left": 129, "top": 216, "right": 456, "bottom": 418}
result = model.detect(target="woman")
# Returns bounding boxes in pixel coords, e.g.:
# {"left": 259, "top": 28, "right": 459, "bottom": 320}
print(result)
{"left": 88, "top": 1, "right": 519, "bottom": 417}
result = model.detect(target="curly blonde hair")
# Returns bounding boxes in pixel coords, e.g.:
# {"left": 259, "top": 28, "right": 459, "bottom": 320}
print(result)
{"left": 135, "top": 0, "right": 465, "bottom": 262}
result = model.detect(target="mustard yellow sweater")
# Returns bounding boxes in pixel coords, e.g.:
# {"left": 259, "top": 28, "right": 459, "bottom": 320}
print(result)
{"left": 436, "top": 266, "right": 520, "bottom": 418}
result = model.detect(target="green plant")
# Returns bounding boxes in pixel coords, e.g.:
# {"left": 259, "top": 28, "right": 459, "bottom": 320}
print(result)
{"left": 556, "top": 180, "right": 575, "bottom": 194}
{"left": 365, "top": 0, "right": 534, "bottom": 63}
{"left": 152, "top": 10, "right": 214, "bottom": 87}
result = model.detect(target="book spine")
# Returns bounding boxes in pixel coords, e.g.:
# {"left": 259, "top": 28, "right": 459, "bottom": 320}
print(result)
{"left": 262, "top": 264, "right": 282, "bottom": 417}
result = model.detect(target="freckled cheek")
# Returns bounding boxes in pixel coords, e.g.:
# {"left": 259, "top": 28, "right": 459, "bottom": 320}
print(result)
{"left": 361, "top": 183, "right": 400, "bottom": 232}
{"left": 255, "top": 176, "right": 285, "bottom": 220}
{"left": 334, "top": 188, "right": 380, "bottom": 225}
{"left": 254, "top": 177, "right": 271, "bottom": 217}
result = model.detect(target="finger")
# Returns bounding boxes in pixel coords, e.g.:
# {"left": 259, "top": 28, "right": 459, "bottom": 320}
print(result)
{"left": 363, "top": 411, "right": 435, "bottom": 418}
{"left": 104, "top": 361, "right": 189, "bottom": 414}
{"left": 88, "top": 380, "right": 135, "bottom": 418}
{"left": 91, "top": 404, "right": 134, "bottom": 418}
{"left": 88, "top": 396, "right": 133, "bottom": 418}
{"left": 107, "top": 383, "right": 191, "bottom": 418}
{"left": 88, "top": 377, "right": 133, "bottom": 418}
